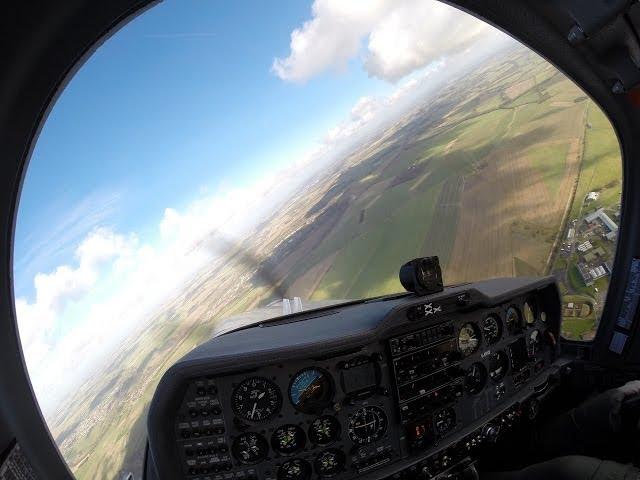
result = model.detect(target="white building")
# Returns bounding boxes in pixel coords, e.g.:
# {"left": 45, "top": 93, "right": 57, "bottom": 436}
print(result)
{"left": 577, "top": 240, "right": 593, "bottom": 252}
{"left": 586, "top": 191, "right": 600, "bottom": 202}
{"left": 585, "top": 208, "right": 619, "bottom": 241}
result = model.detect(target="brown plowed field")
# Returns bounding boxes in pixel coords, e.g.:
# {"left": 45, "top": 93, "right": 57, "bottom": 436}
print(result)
{"left": 447, "top": 107, "right": 586, "bottom": 283}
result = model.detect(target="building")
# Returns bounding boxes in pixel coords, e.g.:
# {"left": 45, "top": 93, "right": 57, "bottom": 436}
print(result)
{"left": 585, "top": 208, "right": 619, "bottom": 241}
{"left": 577, "top": 262, "right": 594, "bottom": 286}
{"left": 586, "top": 191, "right": 600, "bottom": 202}
{"left": 588, "top": 265, "right": 608, "bottom": 282}
{"left": 577, "top": 261, "right": 611, "bottom": 286}
{"left": 567, "top": 227, "right": 575, "bottom": 240}
{"left": 577, "top": 240, "right": 592, "bottom": 252}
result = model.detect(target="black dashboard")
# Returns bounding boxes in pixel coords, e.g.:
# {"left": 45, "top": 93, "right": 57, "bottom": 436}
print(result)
{"left": 147, "top": 276, "right": 562, "bottom": 480}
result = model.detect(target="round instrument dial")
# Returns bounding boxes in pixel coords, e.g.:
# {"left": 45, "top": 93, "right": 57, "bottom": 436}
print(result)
{"left": 505, "top": 306, "right": 522, "bottom": 332}
{"left": 232, "top": 377, "right": 282, "bottom": 422}
{"left": 347, "top": 406, "right": 387, "bottom": 445}
{"left": 289, "top": 368, "right": 334, "bottom": 414}
{"left": 314, "top": 449, "right": 345, "bottom": 477}
{"left": 465, "top": 362, "right": 488, "bottom": 394}
{"left": 308, "top": 415, "right": 341, "bottom": 445}
{"left": 458, "top": 322, "right": 480, "bottom": 356}
{"left": 482, "top": 315, "right": 502, "bottom": 345}
{"left": 528, "top": 329, "right": 541, "bottom": 357}
{"left": 272, "top": 424, "right": 306, "bottom": 455}
{"left": 232, "top": 432, "right": 269, "bottom": 464}
{"left": 489, "top": 350, "right": 509, "bottom": 382}
{"left": 278, "top": 459, "right": 312, "bottom": 480}
{"left": 523, "top": 301, "right": 536, "bottom": 326}
{"left": 434, "top": 407, "right": 456, "bottom": 435}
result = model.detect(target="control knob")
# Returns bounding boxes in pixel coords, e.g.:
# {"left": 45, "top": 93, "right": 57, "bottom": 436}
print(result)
{"left": 482, "top": 424, "right": 500, "bottom": 443}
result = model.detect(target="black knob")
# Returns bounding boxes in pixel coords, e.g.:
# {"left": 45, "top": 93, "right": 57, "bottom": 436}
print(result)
{"left": 482, "top": 424, "right": 500, "bottom": 443}
{"left": 456, "top": 293, "right": 470, "bottom": 306}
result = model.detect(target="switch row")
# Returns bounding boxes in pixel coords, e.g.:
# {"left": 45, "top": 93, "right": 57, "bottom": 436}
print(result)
{"left": 181, "top": 426, "right": 225, "bottom": 438}
{"left": 185, "top": 444, "right": 228, "bottom": 457}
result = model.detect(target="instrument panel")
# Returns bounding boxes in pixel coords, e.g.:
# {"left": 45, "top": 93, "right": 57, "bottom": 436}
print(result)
{"left": 147, "top": 277, "right": 562, "bottom": 480}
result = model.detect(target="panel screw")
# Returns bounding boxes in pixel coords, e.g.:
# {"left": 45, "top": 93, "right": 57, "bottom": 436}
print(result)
{"left": 612, "top": 80, "right": 626, "bottom": 94}
{"left": 567, "top": 24, "right": 586, "bottom": 44}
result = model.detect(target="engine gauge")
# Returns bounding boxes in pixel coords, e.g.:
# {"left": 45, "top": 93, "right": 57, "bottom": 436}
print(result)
{"left": 272, "top": 424, "right": 306, "bottom": 455}
{"left": 458, "top": 322, "right": 480, "bottom": 356}
{"left": 489, "top": 350, "right": 509, "bottom": 382}
{"left": 289, "top": 368, "right": 334, "bottom": 414}
{"left": 505, "top": 306, "right": 523, "bottom": 332}
{"left": 523, "top": 300, "right": 536, "bottom": 326}
{"left": 347, "top": 406, "right": 387, "bottom": 445}
{"left": 232, "top": 377, "right": 282, "bottom": 422}
{"left": 465, "top": 362, "right": 488, "bottom": 394}
{"left": 528, "top": 329, "right": 541, "bottom": 357}
{"left": 314, "top": 448, "right": 345, "bottom": 477}
{"left": 482, "top": 315, "right": 502, "bottom": 345}
{"left": 308, "top": 415, "right": 341, "bottom": 445}
{"left": 278, "top": 459, "right": 312, "bottom": 480}
{"left": 434, "top": 407, "right": 456, "bottom": 435}
{"left": 232, "top": 432, "right": 269, "bottom": 465}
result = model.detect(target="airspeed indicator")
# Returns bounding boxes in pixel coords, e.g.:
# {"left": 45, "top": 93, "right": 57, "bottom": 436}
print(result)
{"left": 232, "top": 377, "right": 282, "bottom": 422}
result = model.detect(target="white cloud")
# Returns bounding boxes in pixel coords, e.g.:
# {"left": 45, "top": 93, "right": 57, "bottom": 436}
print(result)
{"left": 15, "top": 170, "right": 309, "bottom": 412}
{"left": 272, "top": 0, "right": 392, "bottom": 82}
{"left": 363, "top": 0, "right": 491, "bottom": 81}
{"left": 273, "top": 0, "right": 503, "bottom": 83}
{"left": 16, "top": 228, "right": 136, "bottom": 375}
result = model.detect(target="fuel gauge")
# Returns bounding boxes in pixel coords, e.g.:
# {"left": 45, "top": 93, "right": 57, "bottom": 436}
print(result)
{"left": 308, "top": 415, "right": 341, "bottom": 445}
{"left": 278, "top": 458, "right": 312, "bottom": 480}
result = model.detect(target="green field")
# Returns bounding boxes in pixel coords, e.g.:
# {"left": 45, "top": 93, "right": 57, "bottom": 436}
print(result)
{"left": 49, "top": 46, "right": 622, "bottom": 479}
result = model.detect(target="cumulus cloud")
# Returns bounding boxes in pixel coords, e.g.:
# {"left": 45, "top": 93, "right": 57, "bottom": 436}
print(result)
{"left": 15, "top": 171, "right": 308, "bottom": 412}
{"left": 16, "top": 228, "right": 136, "bottom": 369}
{"left": 273, "top": 0, "right": 504, "bottom": 83}
{"left": 272, "top": 0, "right": 392, "bottom": 82}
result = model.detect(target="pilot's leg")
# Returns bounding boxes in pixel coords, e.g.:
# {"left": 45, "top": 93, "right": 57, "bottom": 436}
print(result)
{"left": 483, "top": 456, "right": 640, "bottom": 480}
{"left": 527, "top": 381, "right": 640, "bottom": 460}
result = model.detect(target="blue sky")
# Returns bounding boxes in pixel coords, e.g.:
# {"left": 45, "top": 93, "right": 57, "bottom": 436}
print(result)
{"left": 12, "top": 0, "right": 508, "bottom": 409}
{"left": 14, "top": 0, "right": 394, "bottom": 299}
